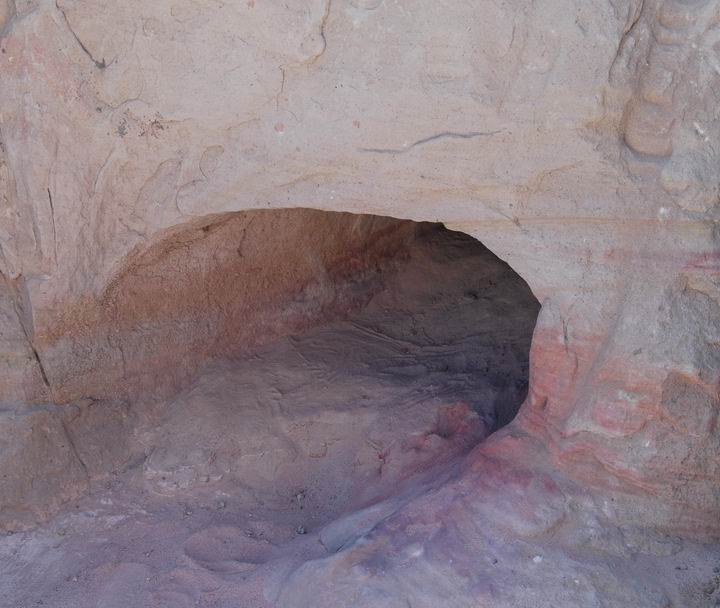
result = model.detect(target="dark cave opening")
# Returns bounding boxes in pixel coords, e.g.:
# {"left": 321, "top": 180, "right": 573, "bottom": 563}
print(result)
{"left": 2, "top": 209, "right": 540, "bottom": 534}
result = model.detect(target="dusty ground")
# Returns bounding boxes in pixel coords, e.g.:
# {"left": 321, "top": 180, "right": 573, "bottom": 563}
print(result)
{"left": 2, "top": 229, "right": 717, "bottom": 608}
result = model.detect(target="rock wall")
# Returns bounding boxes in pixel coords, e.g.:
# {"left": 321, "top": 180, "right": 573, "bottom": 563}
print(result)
{"left": 11, "top": 209, "right": 416, "bottom": 405}
{"left": 0, "top": 0, "right": 718, "bottom": 537}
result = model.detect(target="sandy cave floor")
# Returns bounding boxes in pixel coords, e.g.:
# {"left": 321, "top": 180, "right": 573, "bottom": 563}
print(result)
{"left": 2, "top": 229, "right": 719, "bottom": 608}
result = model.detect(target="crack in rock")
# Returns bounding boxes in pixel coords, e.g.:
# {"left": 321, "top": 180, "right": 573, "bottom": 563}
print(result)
{"left": 358, "top": 130, "right": 503, "bottom": 155}
{"left": 54, "top": 0, "right": 107, "bottom": 69}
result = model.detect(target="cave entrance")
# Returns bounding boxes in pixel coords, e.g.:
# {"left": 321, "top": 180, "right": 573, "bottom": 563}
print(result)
{"left": 3, "top": 208, "right": 540, "bottom": 539}
{"left": 1, "top": 209, "right": 541, "bottom": 603}
{"left": 118, "top": 208, "right": 540, "bottom": 522}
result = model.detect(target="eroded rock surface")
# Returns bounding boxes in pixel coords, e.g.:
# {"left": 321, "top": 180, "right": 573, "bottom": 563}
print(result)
{"left": 1, "top": 0, "right": 719, "bottom": 605}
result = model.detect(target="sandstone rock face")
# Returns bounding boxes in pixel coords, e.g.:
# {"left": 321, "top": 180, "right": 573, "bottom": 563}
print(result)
{"left": 0, "top": 0, "right": 719, "bottom": 605}
{"left": 24, "top": 209, "right": 417, "bottom": 405}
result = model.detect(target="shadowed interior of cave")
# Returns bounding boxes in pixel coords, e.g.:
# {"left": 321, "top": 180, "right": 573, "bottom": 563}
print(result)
{"left": 1, "top": 209, "right": 541, "bottom": 605}
{"left": 136, "top": 215, "right": 541, "bottom": 512}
